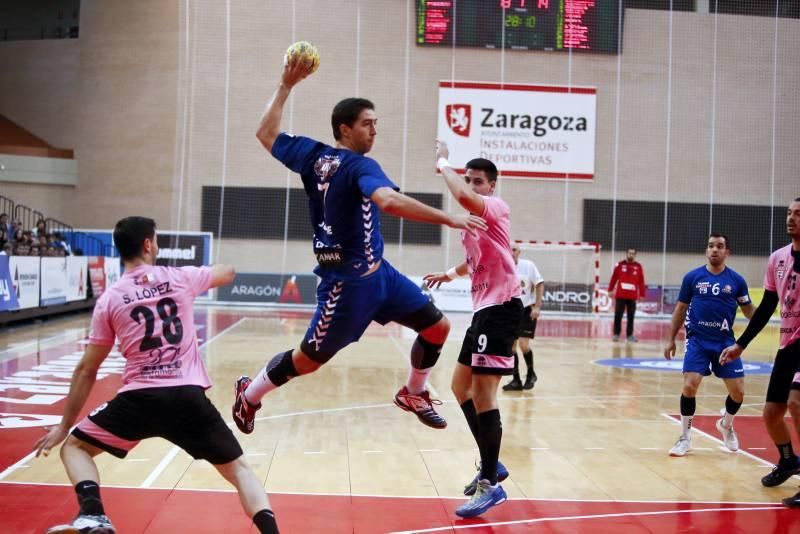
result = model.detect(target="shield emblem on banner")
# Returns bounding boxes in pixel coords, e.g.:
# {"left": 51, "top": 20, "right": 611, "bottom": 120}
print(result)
{"left": 446, "top": 104, "right": 471, "bottom": 137}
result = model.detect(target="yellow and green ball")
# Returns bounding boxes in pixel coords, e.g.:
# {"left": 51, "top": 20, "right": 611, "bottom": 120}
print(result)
{"left": 284, "top": 41, "right": 320, "bottom": 74}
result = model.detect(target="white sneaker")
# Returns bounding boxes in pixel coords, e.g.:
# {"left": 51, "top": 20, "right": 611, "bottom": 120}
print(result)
{"left": 46, "top": 514, "right": 116, "bottom": 534}
{"left": 716, "top": 416, "right": 739, "bottom": 452}
{"left": 669, "top": 436, "right": 692, "bottom": 457}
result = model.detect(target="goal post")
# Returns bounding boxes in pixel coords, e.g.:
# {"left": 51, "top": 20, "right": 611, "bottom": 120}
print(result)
{"left": 513, "top": 240, "right": 601, "bottom": 314}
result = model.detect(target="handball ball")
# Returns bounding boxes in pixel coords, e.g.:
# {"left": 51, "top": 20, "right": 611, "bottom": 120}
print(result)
{"left": 284, "top": 41, "right": 320, "bottom": 74}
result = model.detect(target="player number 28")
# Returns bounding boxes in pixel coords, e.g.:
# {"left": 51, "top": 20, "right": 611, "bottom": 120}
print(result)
{"left": 129, "top": 297, "right": 184, "bottom": 351}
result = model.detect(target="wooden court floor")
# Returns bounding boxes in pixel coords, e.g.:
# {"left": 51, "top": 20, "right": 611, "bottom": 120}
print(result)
{"left": 0, "top": 306, "right": 798, "bottom": 533}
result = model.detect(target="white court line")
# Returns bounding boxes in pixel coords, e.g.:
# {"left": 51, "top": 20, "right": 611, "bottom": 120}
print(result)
{"left": 0, "top": 478, "right": 787, "bottom": 506}
{"left": 388, "top": 505, "right": 783, "bottom": 533}
{"left": 140, "top": 446, "right": 181, "bottom": 488}
{"left": 198, "top": 317, "right": 248, "bottom": 353}
{"left": 137, "top": 317, "right": 249, "bottom": 487}
{"left": 250, "top": 402, "right": 394, "bottom": 426}
{"left": 0, "top": 451, "right": 36, "bottom": 481}
{"left": 0, "top": 328, "right": 87, "bottom": 361}
{"left": 659, "top": 412, "right": 800, "bottom": 483}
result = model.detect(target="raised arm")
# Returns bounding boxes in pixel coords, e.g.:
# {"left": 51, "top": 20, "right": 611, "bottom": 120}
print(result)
{"left": 436, "top": 141, "right": 485, "bottom": 215}
{"left": 209, "top": 263, "right": 236, "bottom": 288}
{"left": 423, "top": 261, "right": 468, "bottom": 289}
{"left": 371, "top": 187, "right": 487, "bottom": 234}
{"left": 256, "top": 59, "right": 315, "bottom": 152}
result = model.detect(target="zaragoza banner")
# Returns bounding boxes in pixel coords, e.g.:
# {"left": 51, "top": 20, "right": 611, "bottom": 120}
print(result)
{"left": 438, "top": 81, "right": 596, "bottom": 180}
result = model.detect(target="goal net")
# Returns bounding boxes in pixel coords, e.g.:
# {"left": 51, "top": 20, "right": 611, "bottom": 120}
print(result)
{"left": 514, "top": 240, "right": 600, "bottom": 314}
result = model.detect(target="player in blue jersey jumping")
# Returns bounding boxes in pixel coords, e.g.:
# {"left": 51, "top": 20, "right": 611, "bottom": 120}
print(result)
{"left": 664, "top": 234, "right": 755, "bottom": 456}
{"left": 232, "top": 51, "right": 488, "bottom": 434}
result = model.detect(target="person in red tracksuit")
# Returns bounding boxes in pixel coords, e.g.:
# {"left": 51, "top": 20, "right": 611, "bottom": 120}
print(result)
{"left": 608, "top": 247, "right": 646, "bottom": 342}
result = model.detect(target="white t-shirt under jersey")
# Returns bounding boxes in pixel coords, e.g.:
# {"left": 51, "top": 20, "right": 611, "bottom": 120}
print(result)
{"left": 517, "top": 258, "right": 544, "bottom": 308}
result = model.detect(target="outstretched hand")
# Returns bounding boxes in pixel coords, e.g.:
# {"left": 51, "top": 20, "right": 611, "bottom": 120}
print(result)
{"left": 436, "top": 140, "right": 450, "bottom": 161}
{"left": 423, "top": 272, "right": 451, "bottom": 289}
{"left": 450, "top": 213, "right": 487, "bottom": 235}
{"left": 281, "top": 56, "right": 316, "bottom": 89}
{"left": 33, "top": 424, "right": 69, "bottom": 458}
{"left": 719, "top": 344, "right": 744, "bottom": 366}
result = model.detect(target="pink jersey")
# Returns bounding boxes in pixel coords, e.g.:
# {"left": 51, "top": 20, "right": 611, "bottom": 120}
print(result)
{"left": 460, "top": 195, "right": 520, "bottom": 311}
{"left": 89, "top": 264, "right": 213, "bottom": 392}
{"left": 764, "top": 244, "right": 800, "bottom": 349}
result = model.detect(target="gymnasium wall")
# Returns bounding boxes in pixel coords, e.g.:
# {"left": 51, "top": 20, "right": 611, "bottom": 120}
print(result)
{"left": 1, "top": 1, "right": 798, "bottom": 287}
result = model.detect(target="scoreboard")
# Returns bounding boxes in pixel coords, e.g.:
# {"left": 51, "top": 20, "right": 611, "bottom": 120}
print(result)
{"left": 417, "top": 0, "right": 622, "bottom": 54}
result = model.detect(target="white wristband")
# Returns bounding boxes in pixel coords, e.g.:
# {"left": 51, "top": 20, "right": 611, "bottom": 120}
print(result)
{"left": 437, "top": 157, "right": 451, "bottom": 171}
{"left": 445, "top": 266, "right": 460, "bottom": 280}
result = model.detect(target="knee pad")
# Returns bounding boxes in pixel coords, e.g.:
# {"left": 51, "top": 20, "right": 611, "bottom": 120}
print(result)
{"left": 266, "top": 350, "right": 298, "bottom": 386}
{"left": 411, "top": 335, "right": 443, "bottom": 370}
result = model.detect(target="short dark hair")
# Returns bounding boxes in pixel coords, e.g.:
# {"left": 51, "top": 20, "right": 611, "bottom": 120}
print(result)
{"left": 709, "top": 233, "right": 730, "bottom": 249}
{"left": 114, "top": 216, "right": 156, "bottom": 261}
{"left": 626, "top": 247, "right": 637, "bottom": 253}
{"left": 331, "top": 98, "right": 374, "bottom": 140}
{"left": 465, "top": 158, "right": 498, "bottom": 182}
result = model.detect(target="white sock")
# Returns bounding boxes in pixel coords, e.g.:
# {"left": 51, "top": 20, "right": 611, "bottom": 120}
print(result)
{"left": 722, "top": 410, "right": 735, "bottom": 428}
{"left": 244, "top": 365, "right": 278, "bottom": 405}
{"left": 406, "top": 367, "right": 431, "bottom": 395}
{"left": 681, "top": 415, "right": 693, "bottom": 439}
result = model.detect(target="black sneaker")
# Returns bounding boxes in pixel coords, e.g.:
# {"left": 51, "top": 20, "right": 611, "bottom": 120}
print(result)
{"left": 782, "top": 489, "right": 800, "bottom": 508}
{"left": 762, "top": 461, "right": 800, "bottom": 487}
{"left": 232, "top": 376, "right": 261, "bottom": 434}
{"left": 523, "top": 373, "right": 537, "bottom": 390}
{"left": 502, "top": 377, "right": 523, "bottom": 391}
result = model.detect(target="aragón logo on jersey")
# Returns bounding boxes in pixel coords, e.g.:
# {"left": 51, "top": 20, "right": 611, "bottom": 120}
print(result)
{"left": 480, "top": 108, "right": 588, "bottom": 138}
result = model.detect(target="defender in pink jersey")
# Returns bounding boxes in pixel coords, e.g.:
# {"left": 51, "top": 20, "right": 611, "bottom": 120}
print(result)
{"left": 424, "top": 142, "right": 522, "bottom": 518}
{"left": 720, "top": 198, "right": 800, "bottom": 506}
{"left": 34, "top": 217, "right": 279, "bottom": 534}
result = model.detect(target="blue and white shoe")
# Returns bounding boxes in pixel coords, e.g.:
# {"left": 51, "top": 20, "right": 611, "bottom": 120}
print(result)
{"left": 46, "top": 513, "right": 116, "bottom": 533}
{"left": 455, "top": 479, "right": 507, "bottom": 518}
{"left": 463, "top": 460, "right": 509, "bottom": 496}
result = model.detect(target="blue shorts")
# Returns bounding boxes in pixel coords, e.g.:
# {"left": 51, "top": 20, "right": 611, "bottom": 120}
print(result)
{"left": 683, "top": 336, "right": 744, "bottom": 379}
{"left": 301, "top": 260, "right": 432, "bottom": 361}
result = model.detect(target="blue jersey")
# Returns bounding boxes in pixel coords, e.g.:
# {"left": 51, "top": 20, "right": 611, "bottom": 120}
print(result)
{"left": 678, "top": 265, "right": 751, "bottom": 342}
{"left": 272, "top": 132, "right": 399, "bottom": 280}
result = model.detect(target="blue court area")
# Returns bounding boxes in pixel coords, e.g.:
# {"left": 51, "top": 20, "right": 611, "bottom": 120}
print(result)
{"left": 594, "top": 358, "right": 773, "bottom": 375}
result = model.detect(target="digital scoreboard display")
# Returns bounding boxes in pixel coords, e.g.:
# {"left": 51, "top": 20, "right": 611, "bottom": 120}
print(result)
{"left": 417, "top": 0, "right": 622, "bottom": 54}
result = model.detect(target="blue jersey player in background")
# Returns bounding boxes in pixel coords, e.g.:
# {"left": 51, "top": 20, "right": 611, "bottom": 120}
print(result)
{"left": 664, "top": 234, "right": 755, "bottom": 457}
{"left": 232, "top": 49, "right": 488, "bottom": 435}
